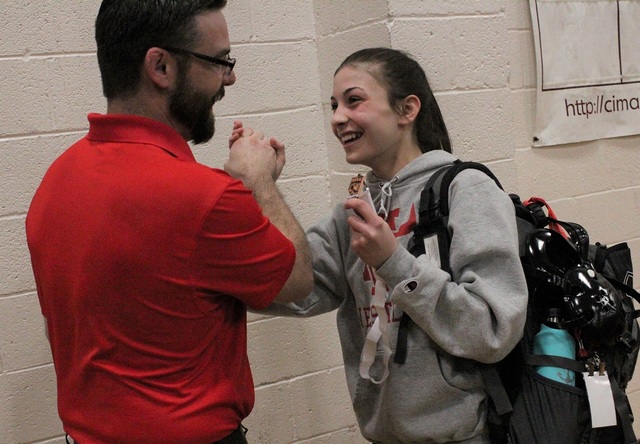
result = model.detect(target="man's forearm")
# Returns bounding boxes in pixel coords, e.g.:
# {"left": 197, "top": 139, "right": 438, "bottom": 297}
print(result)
{"left": 223, "top": 125, "right": 312, "bottom": 302}
{"left": 249, "top": 177, "right": 313, "bottom": 303}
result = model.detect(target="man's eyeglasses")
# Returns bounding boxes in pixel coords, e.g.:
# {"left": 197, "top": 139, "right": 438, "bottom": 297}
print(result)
{"left": 161, "top": 46, "right": 236, "bottom": 75}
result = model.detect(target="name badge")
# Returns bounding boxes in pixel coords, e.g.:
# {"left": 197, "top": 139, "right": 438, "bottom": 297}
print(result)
{"left": 583, "top": 371, "right": 617, "bottom": 428}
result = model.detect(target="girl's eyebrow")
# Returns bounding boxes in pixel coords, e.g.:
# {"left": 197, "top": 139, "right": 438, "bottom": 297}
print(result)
{"left": 331, "top": 86, "right": 365, "bottom": 101}
{"left": 344, "top": 86, "right": 363, "bottom": 94}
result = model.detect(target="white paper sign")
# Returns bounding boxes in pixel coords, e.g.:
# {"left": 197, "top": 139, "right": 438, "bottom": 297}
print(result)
{"left": 529, "top": 0, "right": 640, "bottom": 146}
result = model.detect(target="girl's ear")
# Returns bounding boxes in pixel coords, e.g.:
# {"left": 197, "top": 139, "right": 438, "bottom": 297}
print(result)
{"left": 399, "top": 95, "right": 421, "bottom": 125}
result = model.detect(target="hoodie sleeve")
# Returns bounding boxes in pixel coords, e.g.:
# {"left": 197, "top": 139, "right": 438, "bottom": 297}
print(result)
{"left": 375, "top": 170, "right": 528, "bottom": 363}
{"left": 256, "top": 208, "right": 348, "bottom": 317}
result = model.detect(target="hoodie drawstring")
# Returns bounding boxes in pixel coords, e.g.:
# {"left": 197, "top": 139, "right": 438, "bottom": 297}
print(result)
{"left": 376, "top": 177, "right": 397, "bottom": 220}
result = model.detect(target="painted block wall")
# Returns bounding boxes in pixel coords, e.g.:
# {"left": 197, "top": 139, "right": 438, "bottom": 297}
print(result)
{"left": 1, "top": 1, "right": 639, "bottom": 443}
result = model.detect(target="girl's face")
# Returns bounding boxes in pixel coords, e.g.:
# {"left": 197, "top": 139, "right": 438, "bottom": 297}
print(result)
{"left": 331, "top": 66, "right": 412, "bottom": 178}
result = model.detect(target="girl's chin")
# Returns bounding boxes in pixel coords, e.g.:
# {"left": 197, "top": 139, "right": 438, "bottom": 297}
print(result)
{"left": 344, "top": 156, "right": 358, "bottom": 165}
{"left": 343, "top": 146, "right": 363, "bottom": 161}
{"left": 344, "top": 153, "right": 363, "bottom": 166}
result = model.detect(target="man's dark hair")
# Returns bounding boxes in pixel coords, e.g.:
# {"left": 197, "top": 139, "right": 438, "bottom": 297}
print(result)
{"left": 95, "top": 0, "right": 227, "bottom": 100}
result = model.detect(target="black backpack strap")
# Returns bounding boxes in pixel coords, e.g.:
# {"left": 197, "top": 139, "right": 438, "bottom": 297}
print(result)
{"left": 413, "top": 161, "right": 503, "bottom": 273}
{"left": 393, "top": 312, "right": 411, "bottom": 365}
{"left": 416, "top": 162, "right": 455, "bottom": 222}
{"left": 523, "top": 352, "right": 586, "bottom": 373}
{"left": 396, "top": 162, "right": 456, "bottom": 365}
{"left": 480, "top": 365, "right": 513, "bottom": 416}
{"left": 609, "top": 373, "right": 639, "bottom": 444}
{"left": 396, "top": 161, "right": 503, "bottom": 365}
{"left": 601, "top": 274, "right": 640, "bottom": 307}
{"left": 436, "top": 161, "right": 504, "bottom": 219}
{"left": 592, "top": 242, "right": 609, "bottom": 274}
{"left": 416, "top": 160, "right": 503, "bottom": 224}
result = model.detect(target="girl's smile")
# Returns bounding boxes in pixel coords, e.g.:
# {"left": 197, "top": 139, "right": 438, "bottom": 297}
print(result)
{"left": 330, "top": 66, "right": 422, "bottom": 180}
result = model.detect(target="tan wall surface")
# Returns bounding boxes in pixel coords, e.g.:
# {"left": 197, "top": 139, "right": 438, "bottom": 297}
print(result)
{"left": 1, "top": 1, "right": 638, "bottom": 442}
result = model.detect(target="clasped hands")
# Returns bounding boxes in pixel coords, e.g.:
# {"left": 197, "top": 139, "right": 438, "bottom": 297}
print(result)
{"left": 225, "top": 120, "right": 285, "bottom": 185}
{"left": 225, "top": 120, "right": 397, "bottom": 270}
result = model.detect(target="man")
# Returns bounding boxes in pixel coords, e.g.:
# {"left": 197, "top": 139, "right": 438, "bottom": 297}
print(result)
{"left": 25, "top": 1, "right": 313, "bottom": 443}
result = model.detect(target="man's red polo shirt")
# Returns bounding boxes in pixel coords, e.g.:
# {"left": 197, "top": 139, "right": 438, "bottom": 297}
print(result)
{"left": 26, "top": 114, "right": 295, "bottom": 443}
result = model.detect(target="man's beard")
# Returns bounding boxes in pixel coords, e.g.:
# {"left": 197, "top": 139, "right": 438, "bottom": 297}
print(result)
{"left": 169, "top": 70, "right": 225, "bottom": 145}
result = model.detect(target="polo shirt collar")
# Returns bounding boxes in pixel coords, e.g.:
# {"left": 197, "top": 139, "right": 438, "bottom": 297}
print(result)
{"left": 86, "top": 113, "right": 196, "bottom": 162}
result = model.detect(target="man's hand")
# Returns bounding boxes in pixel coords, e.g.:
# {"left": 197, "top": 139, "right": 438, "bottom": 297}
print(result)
{"left": 225, "top": 120, "right": 285, "bottom": 184}
{"left": 344, "top": 198, "right": 398, "bottom": 270}
{"left": 226, "top": 120, "right": 312, "bottom": 303}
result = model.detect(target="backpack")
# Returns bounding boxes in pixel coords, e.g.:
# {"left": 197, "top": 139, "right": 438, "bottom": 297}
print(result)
{"left": 396, "top": 159, "right": 640, "bottom": 444}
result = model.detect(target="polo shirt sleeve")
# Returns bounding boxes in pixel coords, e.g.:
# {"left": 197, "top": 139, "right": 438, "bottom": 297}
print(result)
{"left": 190, "top": 179, "right": 296, "bottom": 311}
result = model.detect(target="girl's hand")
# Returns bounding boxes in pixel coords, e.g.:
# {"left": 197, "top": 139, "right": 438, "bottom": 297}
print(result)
{"left": 225, "top": 122, "right": 287, "bottom": 183}
{"left": 269, "top": 136, "right": 286, "bottom": 179}
{"left": 228, "top": 120, "right": 245, "bottom": 148}
{"left": 344, "top": 198, "right": 398, "bottom": 269}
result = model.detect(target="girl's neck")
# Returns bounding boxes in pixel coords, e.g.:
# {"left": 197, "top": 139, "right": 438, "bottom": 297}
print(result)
{"left": 371, "top": 141, "right": 422, "bottom": 181}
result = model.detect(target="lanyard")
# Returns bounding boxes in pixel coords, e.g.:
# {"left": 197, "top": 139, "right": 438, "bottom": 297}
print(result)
{"left": 359, "top": 270, "right": 392, "bottom": 384}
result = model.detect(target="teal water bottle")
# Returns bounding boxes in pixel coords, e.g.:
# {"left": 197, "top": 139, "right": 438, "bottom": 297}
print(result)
{"left": 532, "top": 323, "right": 576, "bottom": 386}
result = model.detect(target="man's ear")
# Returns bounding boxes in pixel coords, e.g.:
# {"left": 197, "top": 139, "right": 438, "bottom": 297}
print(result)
{"left": 144, "top": 47, "right": 174, "bottom": 89}
{"left": 398, "top": 95, "right": 421, "bottom": 125}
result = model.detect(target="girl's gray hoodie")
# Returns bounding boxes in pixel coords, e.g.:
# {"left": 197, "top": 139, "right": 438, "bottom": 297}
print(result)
{"left": 266, "top": 151, "right": 528, "bottom": 443}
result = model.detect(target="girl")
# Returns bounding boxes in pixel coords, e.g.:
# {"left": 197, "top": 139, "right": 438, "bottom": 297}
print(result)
{"left": 241, "top": 47, "right": 528, "bottom": 443}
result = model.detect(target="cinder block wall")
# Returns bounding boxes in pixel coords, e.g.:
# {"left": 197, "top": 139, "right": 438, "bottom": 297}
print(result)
{"left": 1, "top": 1, "right": 638, "bottom": 443}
